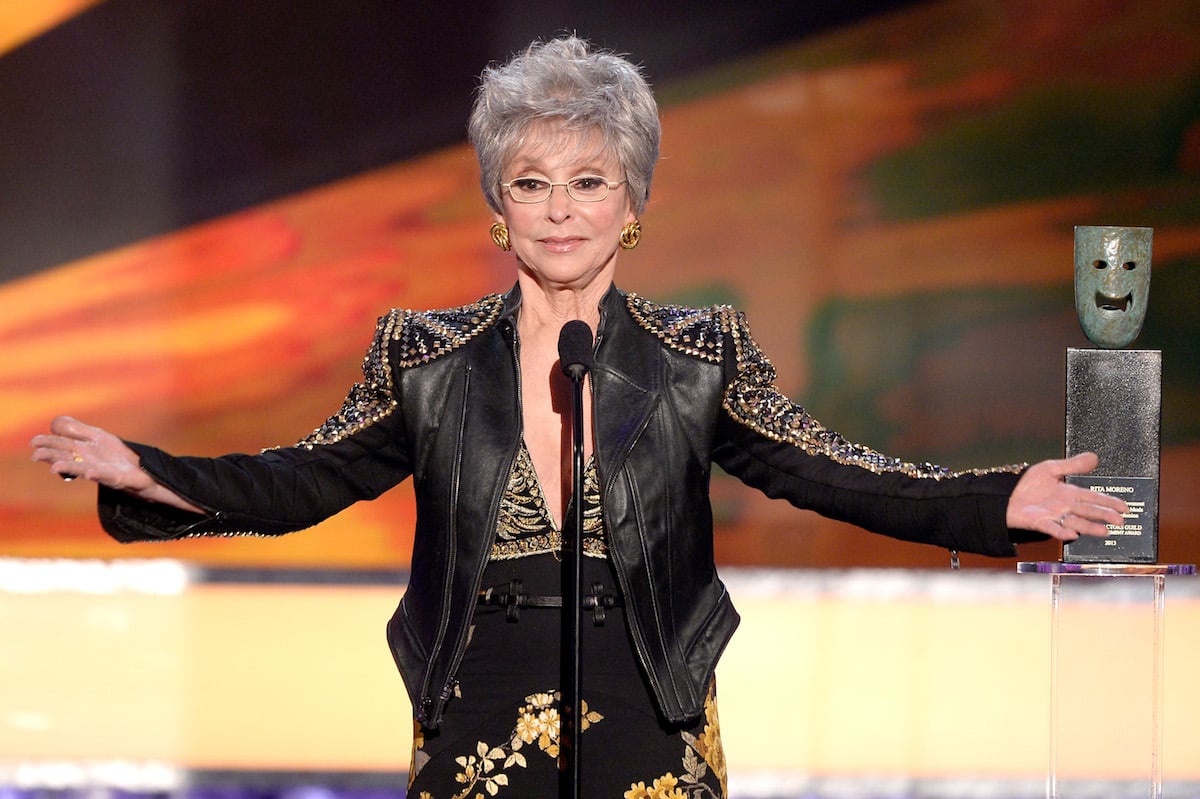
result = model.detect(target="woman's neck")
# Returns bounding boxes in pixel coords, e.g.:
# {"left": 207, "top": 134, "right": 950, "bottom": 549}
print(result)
{"left": 515, "top": 271, "right": 608, "bottom": 334}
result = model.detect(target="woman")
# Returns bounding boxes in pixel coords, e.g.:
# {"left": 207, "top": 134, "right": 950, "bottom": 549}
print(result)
{"left": 31, "top": 36, "right": 1124, "bottom": 799}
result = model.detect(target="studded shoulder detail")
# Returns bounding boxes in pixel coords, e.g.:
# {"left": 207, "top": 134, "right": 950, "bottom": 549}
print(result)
{"left": 296, "top": 311, "right": 401, "bottom": 449}
{"left": 294, "top": 295, "right": 503, "bottom": 450}
{"left": 393, "top": 294, "right": 506, "bottom": 368}
{"left": 719, "top": 304, "right": 1024, "bottom": 480}
{"left": 625, "top": 292, "right": 730, "bottom": 364}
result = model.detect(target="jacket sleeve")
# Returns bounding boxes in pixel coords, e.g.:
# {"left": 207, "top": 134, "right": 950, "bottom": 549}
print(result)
{"left": 99, "top": 311, "right": 413, "bottom": 542}
{"left": 710, "top": 308, "right": 1041, "bottom": 557}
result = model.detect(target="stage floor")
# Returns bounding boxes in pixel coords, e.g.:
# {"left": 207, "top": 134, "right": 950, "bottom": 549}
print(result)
{"left": 3, "top": 561, "right": 1199, "bottom": 797}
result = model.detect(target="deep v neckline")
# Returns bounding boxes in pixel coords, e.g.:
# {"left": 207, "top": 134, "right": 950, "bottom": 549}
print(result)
{"left": 490, "top": 439, "right": 607, "bottom": 562}
{"left": 520, "top": 437, "right": 596, "bottom": 533}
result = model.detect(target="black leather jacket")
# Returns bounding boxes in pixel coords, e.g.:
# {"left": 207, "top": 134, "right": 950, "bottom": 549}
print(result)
{"left": 100, "top": 284, "right": 1029, "bottom": 727}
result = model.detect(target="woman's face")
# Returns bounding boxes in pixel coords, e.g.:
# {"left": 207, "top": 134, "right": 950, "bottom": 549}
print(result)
{"left": 496, "top": 127, "right": 635, "bottom": 293}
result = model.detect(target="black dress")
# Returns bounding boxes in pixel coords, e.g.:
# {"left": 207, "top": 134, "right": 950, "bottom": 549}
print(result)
{"left": 407, "top": 441, "right": 727, "bottom": 799}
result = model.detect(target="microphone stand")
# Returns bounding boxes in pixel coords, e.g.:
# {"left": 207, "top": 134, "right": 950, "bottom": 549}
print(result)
{"left": 561, "top": 364, "right": 585, "bottom": 799}
{"left": 557, "top": 321, "right": 592, "bottom": 799}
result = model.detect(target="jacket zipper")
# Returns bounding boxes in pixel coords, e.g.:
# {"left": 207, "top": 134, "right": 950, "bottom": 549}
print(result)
{"left": 590, "top": 299, "right": 683, "bottom": 711}
{"left": 426, "top": 319, "right": 523, "bottom": 722}
{"left": 418, "top": 364, "right": 472, "bottom": 721}
{"left": 132, "top": 468, "right": 243, "bottom": 539}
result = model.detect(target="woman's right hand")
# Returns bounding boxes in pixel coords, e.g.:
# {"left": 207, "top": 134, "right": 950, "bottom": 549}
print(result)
{"left": 30, "top": 416, "right": 202, "bottom": 512}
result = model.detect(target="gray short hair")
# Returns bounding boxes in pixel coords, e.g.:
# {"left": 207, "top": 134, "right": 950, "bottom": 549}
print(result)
{"left": 468, "top": 36, "right": 661, "bottom": 215}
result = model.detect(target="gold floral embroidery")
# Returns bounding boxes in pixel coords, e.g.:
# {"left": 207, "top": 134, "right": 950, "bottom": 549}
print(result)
{"left": 625, "top": 687, "right": 726, "bottom": 799}
{"left": 625, "top": 773, "right": 686, "bottom": 799}
{"left": 491, "top": 441, "right": 607, "bottom": 560}
{"left": 415, "top": 691, "right": 603, "bottom": 799}
{"left": 409, "top": 720, "right": 428, "bottom": 790}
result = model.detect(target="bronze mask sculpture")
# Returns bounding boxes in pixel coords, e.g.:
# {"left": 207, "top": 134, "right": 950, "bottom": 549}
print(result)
{"left": 1074, "top": 225, "right": 1152, "bottom": 349}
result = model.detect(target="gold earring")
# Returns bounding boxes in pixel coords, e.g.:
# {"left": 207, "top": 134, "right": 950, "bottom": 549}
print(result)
{"left": 620, "top": 220, "right": 642, "bottom": 250}
{"left": 490, "top": 222, "right": 511, "bottom": 252}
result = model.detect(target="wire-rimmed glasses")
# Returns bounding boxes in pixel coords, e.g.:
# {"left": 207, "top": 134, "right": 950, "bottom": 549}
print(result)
{"left": 501, "top": 175, "right": 626, "bottom": 203}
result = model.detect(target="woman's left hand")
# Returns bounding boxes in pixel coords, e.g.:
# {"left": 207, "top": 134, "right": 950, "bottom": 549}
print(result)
{"left": 1006, "top": 452, "right": 1128, "bottom": 541}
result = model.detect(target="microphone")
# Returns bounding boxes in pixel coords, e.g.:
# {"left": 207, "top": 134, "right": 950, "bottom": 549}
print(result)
{"left": 558, "top": 320, "right": 594, "bottom": 381}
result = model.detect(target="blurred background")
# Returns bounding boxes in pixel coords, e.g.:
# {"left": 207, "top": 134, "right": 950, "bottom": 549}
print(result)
{"left": 2, "top": 1, "right": 1199, "bottom": 796}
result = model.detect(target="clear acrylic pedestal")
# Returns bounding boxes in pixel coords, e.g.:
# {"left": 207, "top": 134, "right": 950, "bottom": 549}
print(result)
{"left": 1017, "top": 562, "right": 1196, "bottom": 799}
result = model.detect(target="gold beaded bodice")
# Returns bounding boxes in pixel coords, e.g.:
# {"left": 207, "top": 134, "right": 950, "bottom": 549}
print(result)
{"left": 491, "top": 439, "right": 607, "bottom": 561}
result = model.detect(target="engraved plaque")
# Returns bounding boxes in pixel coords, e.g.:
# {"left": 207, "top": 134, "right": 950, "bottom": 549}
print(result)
{"left": 1063, "top": 348, "right": 1161, "bottom": 563}
{"left": 1063, "top": 475, "right": 1158, "bottom": 562}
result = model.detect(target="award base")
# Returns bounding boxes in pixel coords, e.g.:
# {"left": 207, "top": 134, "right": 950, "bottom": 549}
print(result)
{"left": 1018, "top": 562, "right": 1196, "bottom": 799}
{"left": 1063, "top": 348, "right": 1161, "bottom": 564}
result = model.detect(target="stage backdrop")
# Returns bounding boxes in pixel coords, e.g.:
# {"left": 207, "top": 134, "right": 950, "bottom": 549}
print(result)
{"left": 2, "top": 0, "right": 1199, "bottom": 569}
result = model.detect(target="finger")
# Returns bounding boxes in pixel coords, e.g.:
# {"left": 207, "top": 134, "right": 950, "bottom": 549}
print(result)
{"left": 1050, "top": 451, "right": 1100, "bottom": 478}
{"left": 30, "top": 443, "right": 88, "bottom": 477}
{"left": 1041, "top": 515, "right": 1076, "bottom": 542}
{"left": 1063, "top": 483, "right": 1130, "bottom": 519}
{"left": 30, "top": 437, "right": 89, "bottom": 478}
{"left": 30, "top": 433, "right": 87, "bottom": 456}
{"left": 1067, "top": 489, "right": 1128, "bottom": 517}
{"left": 1091, "top": 505, "right": 1127, "bottom": 526}
{"left": 49, "top": 415, "right": 97, "bottom": 442}
{"left": 1054, "top": 502, "right": 1123, "bottom": 530}
{"left": 35, "top": 450, "right": 84, "bottom": 481}
{"left": 1069, "top": 516, "right": 1115, "bottom": 539}
{"left": 54, "top": 460, "right": 82, "bottom": 479}
{"left": 1042, "top": 509, "right": 1104, "bottom": 539}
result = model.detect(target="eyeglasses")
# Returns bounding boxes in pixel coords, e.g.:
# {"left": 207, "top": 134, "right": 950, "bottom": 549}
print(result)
{"left": 500, "top": 175, "right": 626, "bottom": 204}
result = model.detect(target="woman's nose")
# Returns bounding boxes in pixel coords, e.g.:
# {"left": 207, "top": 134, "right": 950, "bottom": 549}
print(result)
{"left": 545, "top": 184, "right": 573, "bottom": 219}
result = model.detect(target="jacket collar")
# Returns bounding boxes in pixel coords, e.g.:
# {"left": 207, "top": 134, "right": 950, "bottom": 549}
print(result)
{"left": 593, "top": 285, "right": 661, "bottom": 484}
{"left": 497, "top": 282, "right": 656, "bottom": 388}
{"left": 496, "top": 279, "right": 621, "bottom": 323}
{"left": 494, "top": 281, "right": 660, "bottom": 480}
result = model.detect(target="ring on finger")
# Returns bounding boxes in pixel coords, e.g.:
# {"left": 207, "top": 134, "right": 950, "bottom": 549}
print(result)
{"left": 72, "top": 452, "right": 84, "bottom": 463}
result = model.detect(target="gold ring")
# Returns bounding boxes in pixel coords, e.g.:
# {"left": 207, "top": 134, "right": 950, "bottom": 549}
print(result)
{"left": 72, "top": 453, "right": 84, "bottom": 463}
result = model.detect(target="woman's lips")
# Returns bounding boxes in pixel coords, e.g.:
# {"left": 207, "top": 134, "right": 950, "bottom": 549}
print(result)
{"left": 540, "top": 236, "right": 584, "bottom": 253}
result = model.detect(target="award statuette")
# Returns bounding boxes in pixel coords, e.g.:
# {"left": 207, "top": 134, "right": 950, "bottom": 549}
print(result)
{"left": 1063, "top": 225, "right": 1159, "bottom": 563}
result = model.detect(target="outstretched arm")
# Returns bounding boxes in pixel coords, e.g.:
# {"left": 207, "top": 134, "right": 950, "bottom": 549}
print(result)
{"left": 29, "top": 415, "right": 204, "bottom": 514}
{"left": 713, "top": 304, "right": 1130, "bottom": 556}
{"left": 1006, "top": 451, "right": 1127, "bottom": 541}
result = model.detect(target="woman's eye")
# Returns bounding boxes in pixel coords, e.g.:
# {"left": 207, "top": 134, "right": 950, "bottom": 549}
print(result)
{"left": 513, "top": 178, "right": 547, "bottom": 190}
{"left": 572, "top": 177, "right": 604, "bottom": 190}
